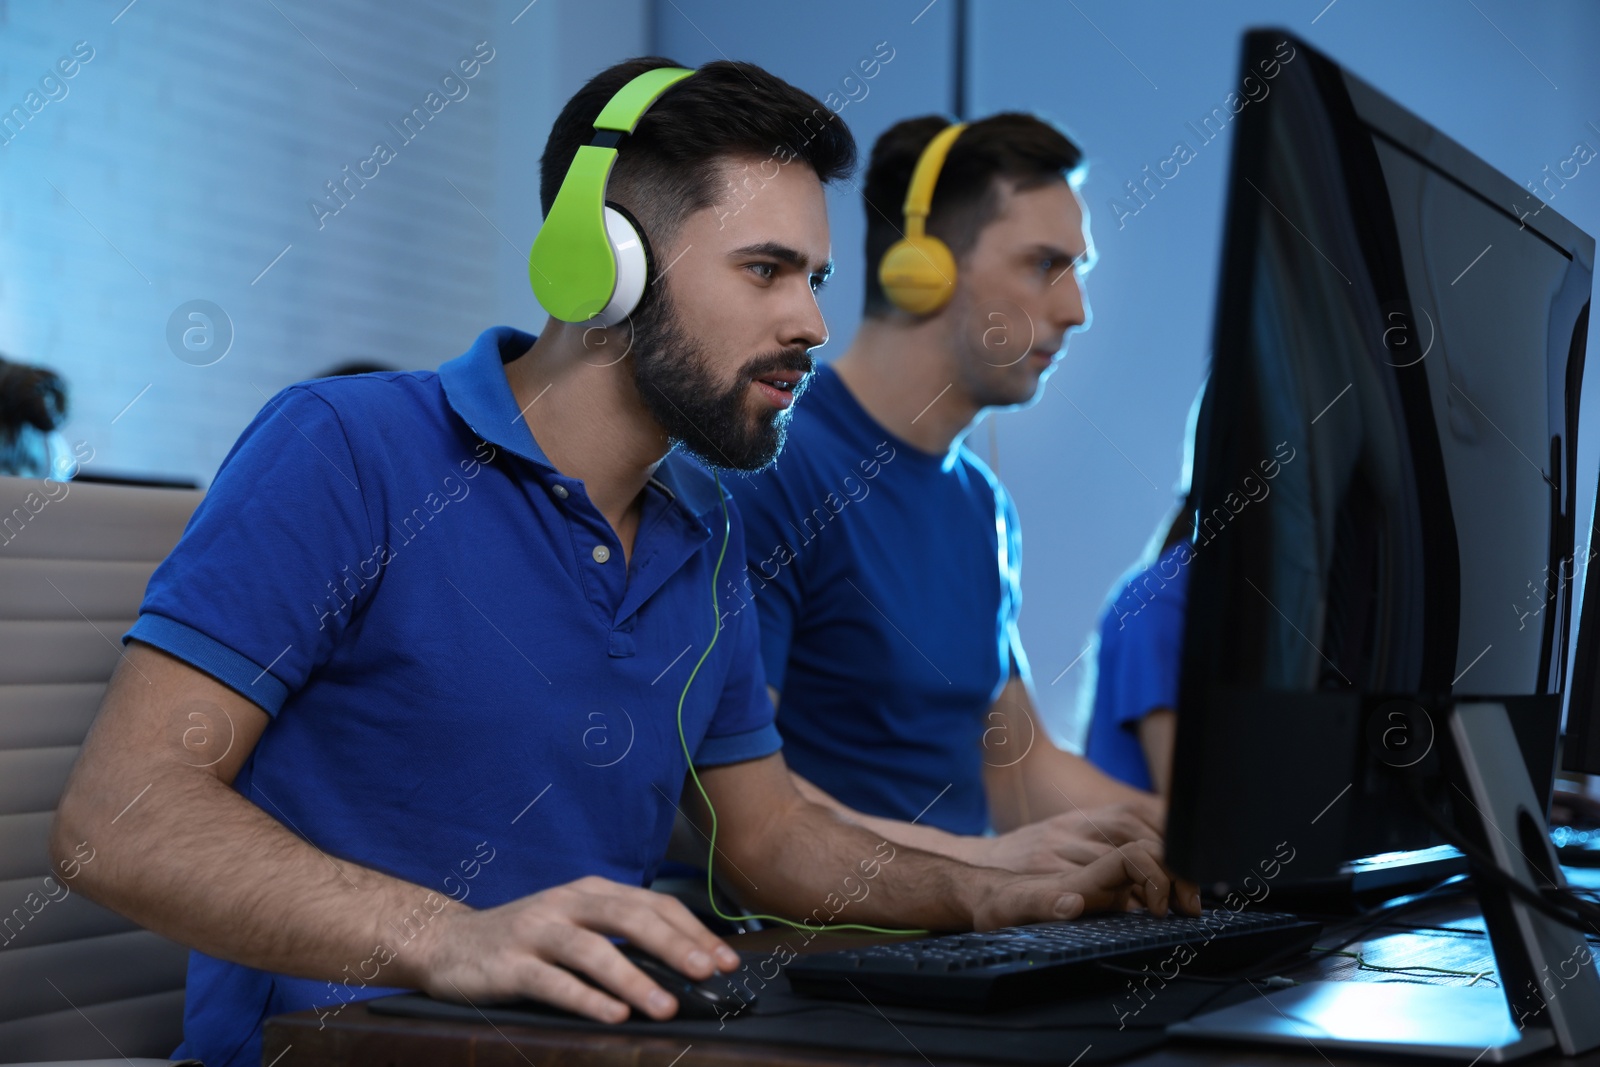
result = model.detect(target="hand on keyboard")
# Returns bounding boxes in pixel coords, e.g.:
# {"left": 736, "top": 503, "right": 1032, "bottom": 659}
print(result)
{"left": 973, "top": 802, "right": 1168, "bottom": 874}
{"left": 970, "top": 841, "right": 1202, "bottom": 931}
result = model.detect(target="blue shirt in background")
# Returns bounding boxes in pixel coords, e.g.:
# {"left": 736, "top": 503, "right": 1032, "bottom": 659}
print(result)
{"left": 1083, "top": 540, "right": 1191, "bottom": 790}
{"left": 124, "top": 326, "right": 779, "bottom": 1067}
{"left": 722, "top": 364, "right": 1025, "bottom": 837}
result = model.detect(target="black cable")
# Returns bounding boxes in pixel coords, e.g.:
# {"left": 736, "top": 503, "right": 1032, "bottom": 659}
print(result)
{"left": 1219, "top": 873, "right": 1473, "bottom": 980}
{"left": 1099, "top": 961, "right": 1239, "bottom": 986}
{"left": 732, "top": 999, "right": 1174, "bottom": 1032}
{"left": 1403, "top": 773, "right": 1600, "bottom": 935}
{"left": 1311, "top": 875, "right": 1477, "bottom": 954}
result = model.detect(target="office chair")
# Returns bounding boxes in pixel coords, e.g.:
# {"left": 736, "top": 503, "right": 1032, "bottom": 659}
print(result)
{"left": 0, "top": 475, "right": 203, "bottom": 1065}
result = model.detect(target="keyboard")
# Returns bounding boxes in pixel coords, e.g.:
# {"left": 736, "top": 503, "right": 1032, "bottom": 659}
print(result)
{"left": 786, "top": 909, "right": 1322, "bottom": 1011}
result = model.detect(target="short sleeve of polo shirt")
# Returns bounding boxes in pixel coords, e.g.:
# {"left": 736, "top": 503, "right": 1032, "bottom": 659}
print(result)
{"left": 124, "top": 385, "right": 375, "bottom": 715}
{"left": 1102, "top": 589, "right": 1185, "bottom": 732}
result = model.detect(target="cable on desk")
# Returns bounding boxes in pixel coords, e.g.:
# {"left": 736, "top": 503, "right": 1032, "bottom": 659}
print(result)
{"left": 1313, "top": 947, "right": 1499, "bottom": 987}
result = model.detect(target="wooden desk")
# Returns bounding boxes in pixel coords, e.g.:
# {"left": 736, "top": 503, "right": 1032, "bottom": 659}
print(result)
{"left": 264, "top": 899, "right": 1600, "bottom": 1067}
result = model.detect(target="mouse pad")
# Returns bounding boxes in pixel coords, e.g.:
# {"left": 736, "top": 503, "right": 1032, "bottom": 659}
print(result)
{"left": 366, "top": 959, "right": 1253, "bottom": 1065}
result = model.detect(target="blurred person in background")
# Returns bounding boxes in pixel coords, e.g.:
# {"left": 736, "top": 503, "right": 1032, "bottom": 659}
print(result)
{"left": 318, "top": 359, "right": 398, "bottom": 377}
{"left": 712, "top": 114, "right": 1169, "bottom": 879}
{"left": 0, "top": 355, "right": 72, "bottom": 479}
{"left": 1079, "top": 383, "right": 1205, "bottom": 796}
{"left": 1078, "top": 498, "right": 1192, "bottom": 796}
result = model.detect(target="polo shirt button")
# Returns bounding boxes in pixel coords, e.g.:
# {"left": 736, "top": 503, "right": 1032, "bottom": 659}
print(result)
{"left": 551, "top": 484, "right": 569, "bottom": 500}
{"left": 592, "top": 545, "right": 611, "bottom": 563}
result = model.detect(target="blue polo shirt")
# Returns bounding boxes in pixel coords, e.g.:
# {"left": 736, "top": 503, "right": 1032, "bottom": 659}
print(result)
{"left": 123, "top": 325, "right": 780, "bottom": 1067}
{"left": 1083, "top": 541, "right": 1191, "bottom": 790}
{"left": 722, "top": 364, "right": 1025, "bottom": 836}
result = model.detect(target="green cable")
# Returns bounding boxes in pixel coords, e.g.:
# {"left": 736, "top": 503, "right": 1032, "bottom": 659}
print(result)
{"left": 673, "top": 470, "right": 927, "bottom": 936}
{"left": 1315, "top": 947, "right": 1499, "bottom": 987}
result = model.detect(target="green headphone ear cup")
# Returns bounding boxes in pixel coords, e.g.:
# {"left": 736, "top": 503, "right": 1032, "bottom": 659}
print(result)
{"left": 529, "top": 144, "right": 619, "bottom": 323}
{"left": 879, "top": 234, "right": 957, "bottom": 315}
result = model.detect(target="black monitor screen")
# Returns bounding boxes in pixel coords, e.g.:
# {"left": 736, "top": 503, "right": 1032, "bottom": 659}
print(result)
{"left": 1168, "top": 29, "right": 1593, "bottom": 889}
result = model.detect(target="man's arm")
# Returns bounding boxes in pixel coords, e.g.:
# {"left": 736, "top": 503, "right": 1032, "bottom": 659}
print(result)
{"left": 665, "top": 688, "right": 985, "bottom": 869}
{"left": 1138, "top": 708, "right": 1177, "bottom": 797}
{"left": 759, "top": 685, "right": 991, "bottom": 865}
{"left": 981, "top": 676, "right": 1164, "bottom": 833}
{"left": 761, "top": 685, "right": 1166, "bottom": 875}
{"left": 688, "top": 749, "right": 1199, "bottom": 934}
{"left": 785, "top": 765, "right": 997, "bottom": 863}
{"left": 53, "top": 642, "right": 742, "bottom": 1024}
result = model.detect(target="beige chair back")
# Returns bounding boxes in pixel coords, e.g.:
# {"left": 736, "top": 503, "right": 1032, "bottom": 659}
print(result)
{"left": 0, "top": 475, "right": 202, "bottom": 1061}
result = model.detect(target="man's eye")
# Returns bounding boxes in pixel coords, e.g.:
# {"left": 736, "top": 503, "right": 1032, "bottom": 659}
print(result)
{"left": 810, "top": 274, "right": 827, "bottom": 292}
{"left": 748, "top": 263, "right": 777, "bottom": 281}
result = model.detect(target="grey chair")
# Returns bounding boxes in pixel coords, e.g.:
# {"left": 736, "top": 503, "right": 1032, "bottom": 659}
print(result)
{"left": 0, "top": 475, "right": 204, "bottom": 1065}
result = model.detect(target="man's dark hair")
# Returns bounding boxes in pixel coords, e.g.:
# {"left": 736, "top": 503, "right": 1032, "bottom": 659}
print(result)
{"left": 540, "top": 57, "right": 857, "bottom": 254}
{"left": 861, "top": 113, "right": 1085, "bottom": 318}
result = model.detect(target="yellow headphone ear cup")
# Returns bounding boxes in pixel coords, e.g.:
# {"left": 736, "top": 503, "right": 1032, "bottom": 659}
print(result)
{"left": 879, "top": 234, "right": 957, "bottom": 315}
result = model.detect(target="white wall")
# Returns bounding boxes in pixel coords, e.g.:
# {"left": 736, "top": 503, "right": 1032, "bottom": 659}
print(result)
{"left": 0, "top": 0, "right": 649, "bottom": 486}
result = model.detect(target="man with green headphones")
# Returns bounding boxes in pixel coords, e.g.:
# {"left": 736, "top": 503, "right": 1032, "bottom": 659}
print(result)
{"left": 57, "top": 57, "right": 1193, "bottom": 1065}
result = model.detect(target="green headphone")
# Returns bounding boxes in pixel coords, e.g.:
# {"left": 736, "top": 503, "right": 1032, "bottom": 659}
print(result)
{"left": 528, "top": 66, "right": 695, "bottom": 327}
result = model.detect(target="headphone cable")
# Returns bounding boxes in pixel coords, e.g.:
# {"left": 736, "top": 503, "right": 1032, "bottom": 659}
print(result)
{"left": 673, "top": 469, "right": 928, "bottom": 936}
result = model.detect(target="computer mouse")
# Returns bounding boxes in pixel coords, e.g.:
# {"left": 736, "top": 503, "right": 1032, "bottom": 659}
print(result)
{"left": 618, "top": 943, "right": 754, "bottom": 1020}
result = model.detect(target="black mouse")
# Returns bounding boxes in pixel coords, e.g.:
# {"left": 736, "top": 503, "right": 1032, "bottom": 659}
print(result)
{"left": 617, "top": 943, "right": 754, "bottom": 1020}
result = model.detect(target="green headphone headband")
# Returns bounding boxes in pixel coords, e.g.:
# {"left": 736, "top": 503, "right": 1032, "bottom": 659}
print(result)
{"left": 529, "top": 66, "right": 696, "bottom": 323}
{"left": 594, "top": 65, "right": 695, "bottom": 132}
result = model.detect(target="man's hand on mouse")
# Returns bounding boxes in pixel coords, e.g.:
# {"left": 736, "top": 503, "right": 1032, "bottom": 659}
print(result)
{"left": 415, "top": 845, "right": 1198, "bottom": 1023}
{"left": 416, "top": 874, "right": 738, "bottom": 1023}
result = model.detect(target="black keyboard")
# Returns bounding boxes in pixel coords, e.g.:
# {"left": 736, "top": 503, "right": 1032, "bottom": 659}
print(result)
{"left": 786, "top": 909, "right": 1322, "bottom": 1011}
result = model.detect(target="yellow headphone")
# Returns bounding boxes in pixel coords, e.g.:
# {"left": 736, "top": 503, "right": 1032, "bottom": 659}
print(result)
{"left": 878, "top": 121, "right": 968, "bottom": 315}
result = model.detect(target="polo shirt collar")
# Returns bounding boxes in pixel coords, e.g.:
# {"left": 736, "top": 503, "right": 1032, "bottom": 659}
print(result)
{"left": 437, "top": 325, "right": 726, "bottom": 521}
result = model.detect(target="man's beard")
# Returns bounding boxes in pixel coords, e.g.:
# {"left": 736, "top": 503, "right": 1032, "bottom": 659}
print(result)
{"left": 628, "top": 287, "right": 813, "bottom": 472}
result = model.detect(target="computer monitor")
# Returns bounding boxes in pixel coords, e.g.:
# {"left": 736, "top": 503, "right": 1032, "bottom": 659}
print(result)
{"left": 1165, "top": 28, "right": 1600, "bottom": 1059}
{"left": 1561, "top": 458, "right": 1600, "bottom": 775}
{"left": 1167, "top": 27, "right": 1593, "bottom": 896}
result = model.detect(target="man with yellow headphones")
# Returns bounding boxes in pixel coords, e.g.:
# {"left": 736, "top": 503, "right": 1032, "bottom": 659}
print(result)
{"left": 61, "top": 61, "right": 1192, "bottom": 1066}
{"left": 721, "top": 113, "right": 1168, "bottom": 877}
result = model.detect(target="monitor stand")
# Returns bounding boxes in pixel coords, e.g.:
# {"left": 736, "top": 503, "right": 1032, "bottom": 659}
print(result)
{"left": 1171, "top": 701, "right": 1600, "bottom": 1062}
